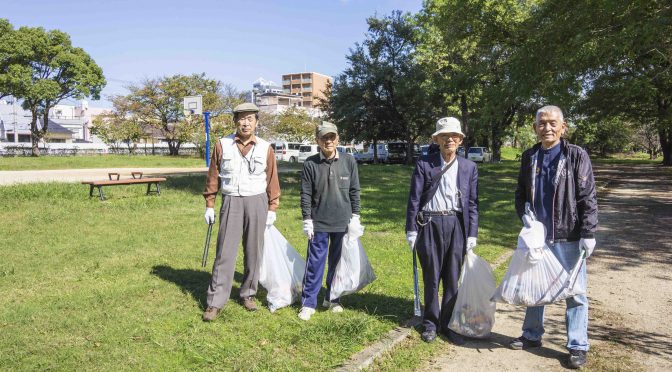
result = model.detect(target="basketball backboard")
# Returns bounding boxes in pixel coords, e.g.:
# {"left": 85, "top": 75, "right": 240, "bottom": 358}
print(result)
{"left": 183, "top": 95, "right": 203, "bottom": 115}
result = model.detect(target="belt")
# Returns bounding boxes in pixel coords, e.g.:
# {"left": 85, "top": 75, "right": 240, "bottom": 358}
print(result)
{"left": 422, "top": 210, "right": 461, "bottom": 216}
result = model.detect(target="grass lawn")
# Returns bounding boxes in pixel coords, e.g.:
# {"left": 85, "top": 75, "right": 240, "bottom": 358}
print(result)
{"left": 0, "top": 160, "right": 521, "bottom": 370}
{"left": 0, "top": 154, "right": 205, "bottom": 171}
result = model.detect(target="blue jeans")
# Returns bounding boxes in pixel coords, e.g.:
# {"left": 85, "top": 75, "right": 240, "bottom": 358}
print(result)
{"left": 521, "top": 240, "right": 589, "bottom": 351}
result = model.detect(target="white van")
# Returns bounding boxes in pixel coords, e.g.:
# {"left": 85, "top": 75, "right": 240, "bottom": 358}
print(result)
{"left": 298, "top": 144, "right": 320, "bottom": 162}
{"left": 272, "top": 142, "right": 302, "bottom": 163}
{"left": 356, "top": 143, "right": 388, "bottom": 163}
{"left": 337, "top": 145, "right": 358, "bottom": 156}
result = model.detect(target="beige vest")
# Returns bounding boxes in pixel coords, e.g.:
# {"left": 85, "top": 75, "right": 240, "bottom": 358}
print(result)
{"left": 218, "top": 134, "right": 269, "bottom": 196}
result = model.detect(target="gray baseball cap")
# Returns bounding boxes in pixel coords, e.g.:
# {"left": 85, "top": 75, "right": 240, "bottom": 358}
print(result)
{"left": 316, "top": 121, "right": 338, "bottom": 137}
{"left": 233, "top": 102, "right": 259, "bottom": 114}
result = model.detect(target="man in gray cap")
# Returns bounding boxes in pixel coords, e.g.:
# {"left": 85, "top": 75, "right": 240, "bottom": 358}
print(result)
{"left": 201, "top": 102, "right": 281, "bottom": 321}
{"left": 298, "top": 121, "right": 361, "bottom": 321}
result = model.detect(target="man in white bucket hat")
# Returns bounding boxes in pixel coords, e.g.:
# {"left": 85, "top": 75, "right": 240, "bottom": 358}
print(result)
{"left": 405, "top": 116, "right": 480, "bottom": 344}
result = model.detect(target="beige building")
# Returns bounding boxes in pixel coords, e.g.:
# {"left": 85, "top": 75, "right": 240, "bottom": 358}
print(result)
{"left": 281, "top": 72, "right": 332, "bottom": 109}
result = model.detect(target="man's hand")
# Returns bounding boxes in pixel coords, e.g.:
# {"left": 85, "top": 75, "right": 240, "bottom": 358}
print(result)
{"left": 266, "top": 211, "right": 276, "bottom": 226}
{"left": 522, "top": 214, "right": 533, "bottom": 228}
{"left": 348, "top": 214, "right": 361, "bottom": 231}
{"left": 467, "top": 237, "right": 477, "bottom": 251}
{"left": 406, "top": 231, "right": 417, "bottom": 253}
{"left": 204, "top": 208, "right": 215, "bottom": 225}
{"left": 303, "top": 219, "right": 314, "bottom": 240}
{"left": 580, "top": 238, "right": 596, "bottom": 258}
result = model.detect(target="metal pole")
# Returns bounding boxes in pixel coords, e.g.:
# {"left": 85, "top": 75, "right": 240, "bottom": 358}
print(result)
{"left": 204, "top": 111, "right": 211, "bottom": 167}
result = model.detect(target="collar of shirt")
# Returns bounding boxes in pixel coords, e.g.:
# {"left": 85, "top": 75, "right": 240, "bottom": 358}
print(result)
{"left": 234, "top": 134, "right": 257, "bottom": 147}
{"left": 319, "top": 150, "right": 339, "bottom": 161}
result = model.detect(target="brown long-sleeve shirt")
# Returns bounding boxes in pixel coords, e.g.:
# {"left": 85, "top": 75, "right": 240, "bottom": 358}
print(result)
{"left": 203, "top": 134, "right": 280, "bottom": 211}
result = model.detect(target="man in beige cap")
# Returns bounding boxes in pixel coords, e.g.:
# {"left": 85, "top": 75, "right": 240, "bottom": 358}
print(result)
{"left": 201, "top": 102, "right": 281, "bottom": 321}
{"left": 405, "top": 117, "right": 479, "bottom": 344}
{"left": 297, "top": 121, "right": 361, "bottom": 321}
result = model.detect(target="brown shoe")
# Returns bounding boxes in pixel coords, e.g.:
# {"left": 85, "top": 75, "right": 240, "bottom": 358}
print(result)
{"left": 242, "top": 297, "right": 258, "bottom": 312}
{"left": 202, "top": 307, "right": 221, "bottom": 322}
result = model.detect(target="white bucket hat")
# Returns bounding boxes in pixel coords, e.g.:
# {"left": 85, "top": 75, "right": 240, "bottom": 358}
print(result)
{"left": 432, "top": 117, "right": 465, "bottom": 138}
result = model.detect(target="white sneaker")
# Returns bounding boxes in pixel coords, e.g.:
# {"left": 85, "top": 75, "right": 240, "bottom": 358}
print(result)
{"left": 298, "top": 307, "right": 315, "bottom": 321}
{"left": 322, "top": 300, "right": 344, "bottom": 313}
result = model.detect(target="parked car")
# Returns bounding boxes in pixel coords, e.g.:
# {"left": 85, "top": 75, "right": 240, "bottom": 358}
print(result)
{"left": 298, "top": 144, "right": 320, "bottom": 162}
{"left": 457, "top": 146, "right": 466, "bottom": 158}
{"left": 387, "top": 142, "right": 420, "bottom": 163}
{"left": 354, "top": 143, "right": 388, "bottom": 164}
{"left": 272, "top": 141, "right": 303, "bottom": 163}
{"left": 336, "top": 146, "right": 358, "bottom": 156}
{"left": 467, "top": 147, "right": 492, "bottom": 163}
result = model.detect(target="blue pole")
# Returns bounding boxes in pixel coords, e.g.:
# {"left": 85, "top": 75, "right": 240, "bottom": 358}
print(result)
{"left": 204, "top": 111, "right": 211, "bottom": 167}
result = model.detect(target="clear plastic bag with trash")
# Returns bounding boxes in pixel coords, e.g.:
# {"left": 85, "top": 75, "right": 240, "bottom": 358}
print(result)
{"left": 448, "top": 250, "right": 497, "bottom": 338}
{"left": 329, "top": 220, "right": 376, "bottom": 300}
{"left": 259, "top": 225, "right": 306, "bottom": 313}
{"left": 491, "top": 204, "right": 586, "bottom": 306}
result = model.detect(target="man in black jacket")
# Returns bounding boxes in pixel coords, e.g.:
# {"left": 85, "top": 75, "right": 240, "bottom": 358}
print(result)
{"left": 510, "top": 105, "right": 598, "bottom": 369}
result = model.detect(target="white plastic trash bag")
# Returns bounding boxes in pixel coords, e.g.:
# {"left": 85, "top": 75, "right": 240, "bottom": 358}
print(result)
{"left": 329, "top": 221, "right": 376, "bottom": 299}
{"left": 448, "top": 250, "right": 496, "bottom": 338}
{"left": 491, "top": 207, "right": 586, "bottom": 306}
{"left": 259, "top": 226, "right": 306, "bottom": 313}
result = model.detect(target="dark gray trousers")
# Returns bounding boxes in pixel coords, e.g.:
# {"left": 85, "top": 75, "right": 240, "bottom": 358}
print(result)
{"left": 207, "top": 193, "right": 268, "bottom": 308}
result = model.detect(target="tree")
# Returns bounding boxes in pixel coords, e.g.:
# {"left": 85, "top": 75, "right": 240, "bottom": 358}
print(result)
{"left": 518, "top": 0, "right": 672, "bottom": 164}
{"left": 416, "top": 0, "right": 536, "bottom": 161}
{"left": 125, "top": 73, "right": 226, "bottom": 156}
{"left": 331, "top": 11, "right": 436, "bottom": 164}
{"left": 0, "top": 21, "right": 105, "bottom": 156}
{"left": 91, "top": 96, "right": 144, "bottom": 154}
{"left": 270, "top": 107, "right": 316, "bottom": 143}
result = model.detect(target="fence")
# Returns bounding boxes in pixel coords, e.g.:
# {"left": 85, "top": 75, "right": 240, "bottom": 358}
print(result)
{"left": 0, "top": 142, "right": 198, "bottom": 157}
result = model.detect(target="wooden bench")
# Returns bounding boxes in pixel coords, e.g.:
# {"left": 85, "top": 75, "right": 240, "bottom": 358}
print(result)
{"left": 82, "top": 172, "right": 166, "bottom": 200}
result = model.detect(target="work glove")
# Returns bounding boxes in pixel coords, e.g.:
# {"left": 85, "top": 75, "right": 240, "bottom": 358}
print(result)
{"left": 204, "top": 208, "right": 215, "bottom": 225}
{"left": 348, "top": 214, "right": 361, "bottom": 232}
{"left": 579, "top": 238, "right": 596, "bottom": 258}
{"left": 266, "top": 211, "right": 276, "bottom": 226}
{"left": 467, "top": 237, "right": 477, "bottom": 251}
{"left": 303, "top": 219, "right": 314, "bottom": 241}
{"left": 406, "top": 231, "right": 417, "bottom": 253}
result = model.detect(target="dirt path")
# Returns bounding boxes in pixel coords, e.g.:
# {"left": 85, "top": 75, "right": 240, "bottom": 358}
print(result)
{"left": 421, "top": 163, "right": 672, "bottom": 371}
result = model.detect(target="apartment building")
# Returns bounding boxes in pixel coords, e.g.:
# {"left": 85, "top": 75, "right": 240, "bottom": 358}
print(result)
{"left": 281, "top": 72, "right": 332, "bottom": 109}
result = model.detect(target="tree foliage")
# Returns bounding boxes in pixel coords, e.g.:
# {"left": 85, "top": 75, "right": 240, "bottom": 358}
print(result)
{"left": 0, "top": 19, "right": 106, "bottom": 156}
{"left": 91, "top": 96, "right": 144, "bottom": 154}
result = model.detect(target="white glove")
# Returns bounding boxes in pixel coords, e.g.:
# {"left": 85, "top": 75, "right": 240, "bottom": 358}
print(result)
{"left": 406, "top": 231, "right": 417, "bottom": 253}
{"left": 266, "top": 211, "right": 276, "bottom": 226}
{"left": 580, "top": 238, "right": 596, "bottom": 258}
{"left": 204, "top": 208, "right": 215, "bottom": 225}
{"left": 303, "top": 219, "right": 314, "bottom": 240}
{"left": 467, "top": 237, "right": 477, "bottom": 251}
{"left": 348, "top": 214, "right": 361, "bottom": 230}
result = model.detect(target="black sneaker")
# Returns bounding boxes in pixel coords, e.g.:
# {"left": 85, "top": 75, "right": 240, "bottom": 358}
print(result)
{"left": 568, "top": 349, "right": 587, "bottom": 369}
{"left": 509, "top": 336, "right": 542, "bottom": 350}
{"left": 421, "top": 330, "right": 437, "bottom": 343}
{"left": 446, "top": 329, "right": 466, "bottom": 346}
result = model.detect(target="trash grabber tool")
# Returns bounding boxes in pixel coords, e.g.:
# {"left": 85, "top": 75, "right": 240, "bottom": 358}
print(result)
{"left": 412, "top": 241, "right": 422, "bottom": 317}
{"left": 201, "top": 222, "right": 213, "bottom": 268}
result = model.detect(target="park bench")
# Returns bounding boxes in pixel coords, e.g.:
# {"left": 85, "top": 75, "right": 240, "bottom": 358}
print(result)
{"left": 82, "top": 172, "right": 166, "bottom": 201}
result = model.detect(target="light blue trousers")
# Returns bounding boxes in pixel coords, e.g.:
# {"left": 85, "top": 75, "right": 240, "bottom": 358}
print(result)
{"left": 521, "top": 240, "right": 589, "bottom": 351}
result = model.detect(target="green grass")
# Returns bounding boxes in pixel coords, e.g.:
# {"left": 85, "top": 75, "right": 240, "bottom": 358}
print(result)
{"left": 0, "top": 154, "right": 205, "bottom": 171}
{"left": 0, "top": 161, "right": 521, "bottom": 370}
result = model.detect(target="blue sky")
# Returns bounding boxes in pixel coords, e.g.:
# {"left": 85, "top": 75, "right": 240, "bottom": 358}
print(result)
{"left": 2, "top": 0, "right": 423, "bottom": 107}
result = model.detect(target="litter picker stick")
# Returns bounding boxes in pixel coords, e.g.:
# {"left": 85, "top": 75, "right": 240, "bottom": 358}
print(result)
{"left": 201, "top": 223, "right": 213, "bottom": 268}
{"left": 412, "top": 241, "right": 422, "bottom": 317}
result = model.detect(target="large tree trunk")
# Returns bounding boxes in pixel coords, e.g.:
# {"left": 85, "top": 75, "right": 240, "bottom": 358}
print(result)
{"left": 660, "top": 126, "right": 671, "bottom": 166}
{"left": 460, "top": 93, "right": 472, "bottom": 149}
{"left": 30, "top": 111, "right": 40, "bottom": 157}
{"left": 490, "top": 106, "right": 516, "bottom": 162}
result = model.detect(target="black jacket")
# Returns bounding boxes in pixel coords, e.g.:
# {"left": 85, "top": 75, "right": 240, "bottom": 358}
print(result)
{"left": 514, "top": 139, "right": 598, "bottom": 242}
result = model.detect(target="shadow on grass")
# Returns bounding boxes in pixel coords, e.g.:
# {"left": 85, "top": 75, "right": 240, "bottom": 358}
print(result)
{"left": 151, "top": 265, "right": 245, "bottom": 310}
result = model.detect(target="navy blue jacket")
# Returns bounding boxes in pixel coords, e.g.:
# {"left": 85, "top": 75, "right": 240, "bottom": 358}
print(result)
{"left": 405, "top": 152, "right": 479, "bottom": 238}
